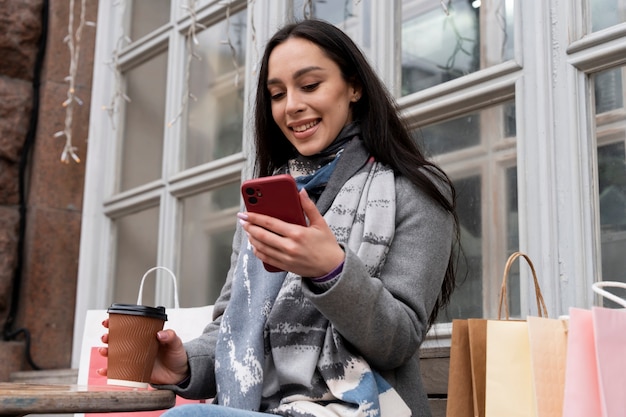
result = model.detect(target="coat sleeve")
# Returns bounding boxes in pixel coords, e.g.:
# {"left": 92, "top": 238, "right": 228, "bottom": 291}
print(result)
{"left": 302, "top": 175, "right": 454, "bottom": 370}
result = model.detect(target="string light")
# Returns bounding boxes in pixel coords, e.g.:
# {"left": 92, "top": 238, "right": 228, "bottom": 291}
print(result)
{"left": 221, "top": 1, "right": 241, "bottom": 87}
{"left": 303, "top": 0, "right": 313, "bottom": 19}
{"left": 168, "top": 0, "right": 205, "bottom": 127}
{"left": 102, "top": 0, "right": 131, "bottom": 131}
{"left": 55, "top": 0, "right": 95, "bottom": 164}
{"left": 440, "top": 0, "right": 450, "bottom": 16}
{"left": 249, "top": 0, "right": 258, "bottom": 75}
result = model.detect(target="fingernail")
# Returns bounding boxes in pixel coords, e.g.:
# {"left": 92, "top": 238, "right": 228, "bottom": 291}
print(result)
{"left": 157, "top": 331, "right": 167, "bottom": 341}
{"left": 237, "top": 212, "right": 248, "bottom": 220}
{"left": 239, "top": 219, "right": 248, "bottom": 227}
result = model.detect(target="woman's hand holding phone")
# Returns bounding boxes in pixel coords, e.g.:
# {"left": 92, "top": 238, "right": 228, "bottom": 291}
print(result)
{"left": 239, "top": 176, "right": 345, "bottom": 277}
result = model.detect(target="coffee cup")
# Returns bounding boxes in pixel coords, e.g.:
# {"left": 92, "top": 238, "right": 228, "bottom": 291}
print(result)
{"left": 106, "top": 303, "right": 168, "bottom": 388}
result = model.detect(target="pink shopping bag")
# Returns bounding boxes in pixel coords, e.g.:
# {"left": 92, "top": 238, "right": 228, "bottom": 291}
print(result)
{"left": 562, "top": 282, "right": 626, "bottom": 417}
{"left": 561, "top": 308, "right": 601, "bottom": 417}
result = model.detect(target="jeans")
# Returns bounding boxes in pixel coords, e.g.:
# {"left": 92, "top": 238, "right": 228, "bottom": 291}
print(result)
{"left": 161, "top": 404, "right": 276, "bottom": 416}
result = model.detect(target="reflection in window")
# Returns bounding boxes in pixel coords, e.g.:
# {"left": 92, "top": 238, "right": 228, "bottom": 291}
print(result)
{"left": 595, "top": 67, "right": 623, "bottom": 114}
{"left": 417, "top": 101, "right": 518, "bottom": 320}
{"left": 128, "top": 0, "right": 171, "bottom": 42}
{"left": 185, "top": 11, "right": 247, "bottom": 169}
{"left": 178, "top": 182, "right": 240, "bottom": 307}
{"left": 591, "top": 0, "right": 626, "bottom": 32}
{"left": 445, "top": 175, "right": 482, "bottom": 321}
{"left": 288, "top": 0, "right": 373, "bottom": 57}
{"left": 120, "top": 52, "right": 168, "bottom": 191}
{"left": 401, "top": 0, "right": 514, "bottom": 95}
{"left": 417, "top": 113, "right": 481, "bottom": 156}
{"left": 113, "top": 206, "right": 160, "bottom": 304}
{"left": 594, "top": 66, "right": 626, "bottom": 307}
{"left": 505, "top": 166, "right": 520, "bottom": 317}
{"left": 291, "top": 0, "right": 355, "bottom": 24}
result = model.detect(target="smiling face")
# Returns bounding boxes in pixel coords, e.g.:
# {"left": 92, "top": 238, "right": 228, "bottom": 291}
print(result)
{"left": 266, "top": 37, "right": 361, "bottom": 157}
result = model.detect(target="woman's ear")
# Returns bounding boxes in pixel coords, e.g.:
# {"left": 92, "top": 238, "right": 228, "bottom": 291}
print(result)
{"left": 350, "top": 84, "right": 363, "bottom": 102}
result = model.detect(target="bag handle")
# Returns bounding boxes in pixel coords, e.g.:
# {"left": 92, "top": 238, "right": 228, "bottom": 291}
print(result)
{"left": 498, "top": 251, "right": 548, "bottom": 320}
{"left": 137, "top": 266, "right": 180, "bottom": 309}
{"left": 592, "top": 281, "right": 626, "bottom": 308}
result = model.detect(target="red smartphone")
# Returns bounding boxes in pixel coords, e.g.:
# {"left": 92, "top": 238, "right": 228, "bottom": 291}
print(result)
{"left": 241, "top": 174, "right": 307, "bottom": 272}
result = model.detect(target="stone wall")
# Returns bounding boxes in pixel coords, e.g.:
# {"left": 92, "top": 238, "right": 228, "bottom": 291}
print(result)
{"left": 0, "top": 0, "right": 96, "bottom": 379}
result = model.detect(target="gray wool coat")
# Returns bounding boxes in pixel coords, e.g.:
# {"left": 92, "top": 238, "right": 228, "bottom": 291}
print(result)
{"left": 158, "top": 138, "right": 454, "bottom": 417}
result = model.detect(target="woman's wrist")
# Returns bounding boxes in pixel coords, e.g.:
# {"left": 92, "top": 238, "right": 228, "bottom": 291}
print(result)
{"left": 175, "top": 369, "right": 191, "bottom": 388}
{"left": 310, "top": 260, "right": 344, "bottom": 283}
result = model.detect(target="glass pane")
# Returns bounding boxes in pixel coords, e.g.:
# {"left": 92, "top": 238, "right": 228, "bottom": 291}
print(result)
{"left": 113, "top": 206, "right": 160, "bottom": 305}
{"left": 504, "top": 166, "right": 521, "bottom": 317}
{"left": 185, "top": 11, "right": 247, "bottom": 169}
{"left": 417, "top": 114, "right": 481, "bottom": 155}
{"left": 120, "top": 51, "right": 168, "bottom": 191}
{"left": 418, "top": 101, "right": 518, "bottom": 320}
{"left": 129, "top": 0, "right": 171, "bottom": 42}
{"left": 594, "top": 66, "right": 626, "bottom": 307}
{"left": 292, "top": 0, "right": 355, "bottom": 23}
{"left": 401, "top": 0, "right": 515, "bottom": 95}
{"left": 590, "top": 0, "right": 626, "bottom": 32}
{"left": 446, "top": 175, "right": 483, "bottom": 320}
{"left": 178, "top": 182, "right": 240, "bottom": 307}
{"left": 595, "top": 67, "right": 623, "bottom": 114}
{"left": 289, "top": 0, "right": 372, "bottom": 53}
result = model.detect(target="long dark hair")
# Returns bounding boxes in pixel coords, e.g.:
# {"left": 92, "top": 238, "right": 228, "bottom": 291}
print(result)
{"left": 254, "top": 19, "right": 459, "bottom": 328}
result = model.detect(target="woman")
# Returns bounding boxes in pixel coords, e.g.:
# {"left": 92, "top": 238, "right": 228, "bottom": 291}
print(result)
{"left": 100, "top": 19, "right": 459, "bottom": 417}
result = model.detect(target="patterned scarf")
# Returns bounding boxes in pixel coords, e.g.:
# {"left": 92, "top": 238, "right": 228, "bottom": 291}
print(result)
{"left": 277, "top": 123, "right": 358, "bottom": 201}
{"left": 214, "top": 139, "right": 410, "bottom": 416}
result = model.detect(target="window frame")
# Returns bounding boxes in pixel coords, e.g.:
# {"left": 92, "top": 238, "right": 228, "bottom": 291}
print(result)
{"left": 72, "top": 0, "right": 626, "bottom": 364}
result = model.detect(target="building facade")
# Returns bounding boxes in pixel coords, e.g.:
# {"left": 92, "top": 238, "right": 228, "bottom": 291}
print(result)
{"left": 1, "top": 0, "right": 625, "bottom": 381}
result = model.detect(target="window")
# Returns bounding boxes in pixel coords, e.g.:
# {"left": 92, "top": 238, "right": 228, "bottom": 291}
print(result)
{"left": 401, "top": 0, "right": 514, "bottom": 95}
{"left": 414, "top": 102, "right": 518, "bottom": 320}
{"left": 593, "top": 65, "right": 626, "bottom": 307}
{"left": 590, "top": 0, "right": 626, "bottom": 32}
{"left": 73, "top": 0, "right": 626, "bottom": 364}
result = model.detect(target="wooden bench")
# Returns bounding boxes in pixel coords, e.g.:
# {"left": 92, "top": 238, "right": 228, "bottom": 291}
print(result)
{"left": 420, "top": 346, "right": 450, "bottom": 417}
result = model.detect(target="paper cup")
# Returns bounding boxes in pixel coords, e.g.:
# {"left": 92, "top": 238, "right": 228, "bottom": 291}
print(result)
{"left": 106, "top": 303, "right": 167, "bottom": 388}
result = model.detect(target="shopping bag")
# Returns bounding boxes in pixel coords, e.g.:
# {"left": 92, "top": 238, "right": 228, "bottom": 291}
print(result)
{"left": 526, "top": 315, "right": 568, "bottom": 417}
{"left": 76, "top": 266, "right": 214, "bottom": 417}
{"left": 448, "top": 252, "right": 548, "bottom": 417}
{"left": 561, "top": 307, "right": 601, "bottom": 417}
{"left": 446, "top": 319, "right": 474, "bottom": 417}
{"left": 591, "top": 282, "right": 626, "bottom": 417}
{"left": 484, "top": 251, "right": 549, "bottom": 417}
{"left": 562, "top": 282, "right": 626, "bottom": 417}
{"left": 446, "top": 318, "right": 487, "bottom": 417}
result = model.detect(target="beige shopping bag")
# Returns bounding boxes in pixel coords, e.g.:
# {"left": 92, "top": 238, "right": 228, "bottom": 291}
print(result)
{"left": 484, "top": 252, "right": 549, "bottom": 417}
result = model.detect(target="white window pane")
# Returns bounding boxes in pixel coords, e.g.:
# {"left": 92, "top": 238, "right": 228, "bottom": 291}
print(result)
{"left": 418, "top": 101, "right": 518, "bottom": 320}
{"left": 594, "top": 66, "right": 626, "bottom": 307}
{"left": 129, "top": 0, "right": 171, "bottom": 42}
{"left": 113, "top": 206, "right": 160, "bottom": 304}
{"left": 590, "top": 0, "right": 626, "bottom": 32}
{"left": 178, "top": 182, "right": 240, "bottom": 307}
{"left": 448, "top": 174, "right": 483, "bottom": 319}
{"left": 292, "top": 0, "right": 355, "bottom": 23}
{"left": 401, "top": 0, "right": 515, "bottom": 95}
{"left": 289, "top": 0, "right": 372, "bottom": 53}
{"left": 417, "top": 114, "right": 482, "bottom": 155}
{"left": 120, "top": 51, "right": 168, "bottom": 191}
{"left": 184, "top": 11, "right": 247, "bottom": 169}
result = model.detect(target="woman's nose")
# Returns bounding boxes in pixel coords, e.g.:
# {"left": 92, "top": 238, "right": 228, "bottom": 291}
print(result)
{"left": 285, "top": 90, "right": 305, "bottom": 114}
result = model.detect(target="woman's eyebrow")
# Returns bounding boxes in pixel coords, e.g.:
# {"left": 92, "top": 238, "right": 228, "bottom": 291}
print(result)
{"left": 267, "top": 66, "right": 324, "bottom": 86}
